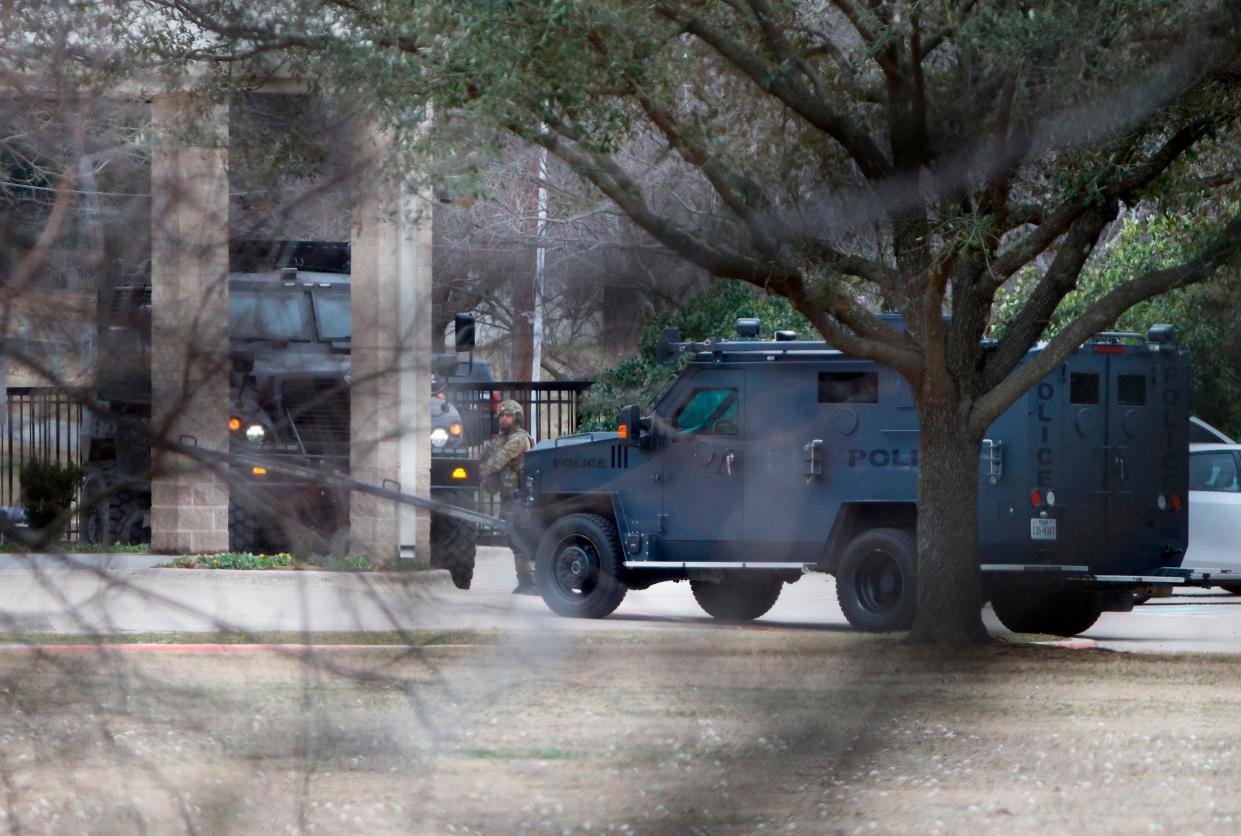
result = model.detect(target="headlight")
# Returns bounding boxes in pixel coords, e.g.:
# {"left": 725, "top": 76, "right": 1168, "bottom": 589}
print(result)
{"left": 245, "top": 424, "right": 266, "bottom": 443}
{"left": 430, "top": 428, "right": 449, "bottom": 448}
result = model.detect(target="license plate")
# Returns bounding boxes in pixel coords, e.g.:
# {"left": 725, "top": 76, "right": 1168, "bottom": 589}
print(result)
{"left": 1030, "top": 518, "right": 1057, "bottom": 541}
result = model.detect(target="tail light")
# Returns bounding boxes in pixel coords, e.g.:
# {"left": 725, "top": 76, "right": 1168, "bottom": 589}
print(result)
{"left": 1030, "top": 488, "right": 1043, "bottom": 507}
{"left": 1171, "top": 494, "right": 1184, "bottom": 511}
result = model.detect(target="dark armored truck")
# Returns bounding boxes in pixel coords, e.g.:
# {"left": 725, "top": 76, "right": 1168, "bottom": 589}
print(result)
{"left": 509, "top": 320, "right": 1191, "bottom": 637}
{"left": 84, "top": 242, "right": 481, "bottom": 584}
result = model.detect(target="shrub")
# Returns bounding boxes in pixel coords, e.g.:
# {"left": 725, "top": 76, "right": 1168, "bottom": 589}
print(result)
{"left": 19, "top": 460, "right": 84, "bottom": 532}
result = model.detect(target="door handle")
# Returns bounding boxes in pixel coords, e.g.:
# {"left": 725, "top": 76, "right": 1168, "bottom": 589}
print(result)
{"left": 723, "top": 451, "right": 735, "bottom": 476}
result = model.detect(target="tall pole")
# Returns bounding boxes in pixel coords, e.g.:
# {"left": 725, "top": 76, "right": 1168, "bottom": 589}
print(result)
{"left": 529, "top": 145, "right": 548, "bottom": 439}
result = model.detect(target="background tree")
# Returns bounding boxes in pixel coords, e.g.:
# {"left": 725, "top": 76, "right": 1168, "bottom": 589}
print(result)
{"left": 996, "top": 210, "right": 1241, "bottom": 438}
{"left": 432, "top": 137, "right": 713, "bottom": 378}
{"left": 150, "top": 0, "right": 1241, "bottom": 645}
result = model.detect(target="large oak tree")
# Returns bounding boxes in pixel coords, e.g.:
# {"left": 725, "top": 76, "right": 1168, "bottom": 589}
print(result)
{"left": 151, "top": 0, "right": 1241, "bottom": 644}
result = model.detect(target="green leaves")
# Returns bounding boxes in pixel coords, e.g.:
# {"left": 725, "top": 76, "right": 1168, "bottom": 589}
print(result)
{"left": 577, "top": 279, "right": 811, "bottom": 429}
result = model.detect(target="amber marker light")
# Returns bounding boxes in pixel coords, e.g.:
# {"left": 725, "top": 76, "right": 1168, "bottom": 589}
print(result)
{"left": 451, "top": 467, "right": 468, "bottom": 480}
{"left": 617, "top": 424, "right": 629, "bottom": 440}
{"left": 251, "top": 466, "right": 268, "bottom": 476}
{"left": 450, "top": 422, "right": 463, "bottom": 436}
{"left": 229, "top": 417, "right": 241, "bottom": 431}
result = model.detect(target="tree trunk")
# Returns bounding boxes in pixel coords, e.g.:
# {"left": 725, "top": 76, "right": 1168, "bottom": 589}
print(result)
{"left": 908, "top": 409, "right": 991, "bottom": 646}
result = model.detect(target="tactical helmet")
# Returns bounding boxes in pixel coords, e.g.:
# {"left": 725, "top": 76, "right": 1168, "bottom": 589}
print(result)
{"left": 497, "top": 399, "right": 524, "bottom": 420}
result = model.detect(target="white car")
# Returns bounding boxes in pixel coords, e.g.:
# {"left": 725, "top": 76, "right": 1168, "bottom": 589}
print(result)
{"left": 1183, "top": 437, "right": 1241, "bottom": 592}
{"left": 1189, "top": 416, "right": 1235, "bottom": 445}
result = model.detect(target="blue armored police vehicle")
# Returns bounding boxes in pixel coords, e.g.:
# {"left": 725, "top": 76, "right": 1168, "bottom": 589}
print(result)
{"left": 509, "top": 320, "right": 1190, "bottom": 636}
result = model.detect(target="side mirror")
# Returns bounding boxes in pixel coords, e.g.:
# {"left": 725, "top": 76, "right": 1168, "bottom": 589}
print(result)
{"left": 454, "top": 313, "right": 476, "bottom": 351}
{"left": 655, "top": 328, "right": 682, "bottom": 366}
{"left": 617, "top": 404, "right": 642, "bottom": 446}
{"left": 432, "top": 354, "right": 460, "bottom": 378}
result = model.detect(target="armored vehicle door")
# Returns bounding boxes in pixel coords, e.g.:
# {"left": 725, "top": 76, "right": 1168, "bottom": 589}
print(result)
{"left": 658, "top": 376, "right": 744, "bottom": 559}
{"left": 1103, "top": 356, "right": 1150, "bottom": 563}
{"left": 1104, "top": 350, "right": 1188, "bottom": 568}
{"left": 740, "top": 366, "right": 833, "bottom": 563}
{"left": 1049, "top": 348, "right": 1188, "bottom": 573}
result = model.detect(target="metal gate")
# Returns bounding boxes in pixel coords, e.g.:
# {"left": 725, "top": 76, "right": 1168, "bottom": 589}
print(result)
{"left": 2, "top": 388, "right": 86, "bottom": 538}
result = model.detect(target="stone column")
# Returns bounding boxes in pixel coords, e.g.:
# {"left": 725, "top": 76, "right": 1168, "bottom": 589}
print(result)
{"left": 149, "top": 95, "right": 230, "bottom": 553}
{"left": 349, "top": 131, "right": 432, "bottom": 561}
{"left": 397, "top": 184, "right": 434, "bottom": 558}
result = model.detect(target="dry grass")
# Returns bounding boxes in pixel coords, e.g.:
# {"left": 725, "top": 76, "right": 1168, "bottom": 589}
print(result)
{"left": 0, "top": 631, "right": 1238, "bottom": 833}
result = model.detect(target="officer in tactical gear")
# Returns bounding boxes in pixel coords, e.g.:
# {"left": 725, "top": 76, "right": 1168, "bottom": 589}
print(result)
{"left": 480, "top": 399, "right": 535, "bottom": 594}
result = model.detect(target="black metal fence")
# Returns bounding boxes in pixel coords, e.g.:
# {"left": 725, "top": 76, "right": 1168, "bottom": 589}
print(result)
{"left": 2, "top": 388, "right": 86, "bottom": 537}
{"left": 2, "top": 381, "right": 592, "bottom": 544}
{"left": 442, "top": 380, "right": 593, "bottom": 457}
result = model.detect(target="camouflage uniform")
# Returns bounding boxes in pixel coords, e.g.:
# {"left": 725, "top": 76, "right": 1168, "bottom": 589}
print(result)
{"left": 480, "top": 400, "right": 535, "bottom": 591}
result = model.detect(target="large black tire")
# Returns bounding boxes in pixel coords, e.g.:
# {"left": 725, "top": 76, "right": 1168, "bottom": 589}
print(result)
{"left": 84, "top": 491, "right": 149, "bottom": 546}
{"left": 228, "top": 502, "right": 264, "bottom": 554}
{"left": 535, "top": 513, "right": 627, "bottom": 619}
{"left": 835, "top": 527, "right": 917, "bottom": 632}
{"left": 989, "top": 583, "right": 1103, "bottom": 637}
{"left": 691, "top": 573, "right": 783, "bottom": 621}
{"left": 430, "top": 514, "right": 476, "bottom": 590}
{"left": 1220, "top": 584, "right": 1241, "bottom": 595}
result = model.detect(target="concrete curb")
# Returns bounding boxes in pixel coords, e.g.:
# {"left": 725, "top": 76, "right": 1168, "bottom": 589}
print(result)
{"left": 141, "top": 567, "right": 459, "bottom": 589}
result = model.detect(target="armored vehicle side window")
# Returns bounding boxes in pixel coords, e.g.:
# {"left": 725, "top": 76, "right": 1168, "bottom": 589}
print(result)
{"left": 1189, "top": 451, "right": 1241, "bottom": 493}
{"left": 1070, "top": 373, "right": 1099, "bottom": 405}
{"left": 1117, "top": 374, "right": 1147, "bottom": 406}
{"left": 674, "top": 388, "right": 738, "bottom": 435}
{"left": 312, "top": 292, "right": 351, "bottom": 341}
{"left": 231, "top": 291, "right": 313, "bottom": 341}
{"left": 819, "top": 372, "right": 878, "bottom": 404}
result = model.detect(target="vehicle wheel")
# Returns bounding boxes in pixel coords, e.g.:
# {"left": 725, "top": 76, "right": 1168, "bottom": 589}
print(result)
{"left": 1220, "top": 584, "right": 1241, "bottom": 595}
{"left": 535, "top": 513, "right": 627, "bottom": 619}
{"left": 835, "top": 527, "right": 917, "bottom": 632}
{"left": 990, "top": 583, "right": 1103, "bottom": 637}
{"left": 228, "top": 502, "right": 264, "bottom": 553}
{"left": 85, "top": 491, "right": 149, "bottom": 546}
{"left": 1132, "top": 593, "right": 1152, "bottom": 606}
{"left": 430, "top": 513, "right": 476, "bottom": 590}
{"left": 691, "top": 573, "right": 783, "bottom": 621}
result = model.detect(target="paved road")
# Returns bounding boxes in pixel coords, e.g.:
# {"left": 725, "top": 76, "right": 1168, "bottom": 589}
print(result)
{"left": 2, "top": 548, "right": 1241, "bottom": 652}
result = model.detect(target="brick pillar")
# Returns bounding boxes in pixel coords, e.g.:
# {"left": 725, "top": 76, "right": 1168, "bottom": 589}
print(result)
{"left": 149, "top": 95, "right": 230, "bottom": 554}
{"left": 349, "top": 132, "right": 432, "bottom": 561}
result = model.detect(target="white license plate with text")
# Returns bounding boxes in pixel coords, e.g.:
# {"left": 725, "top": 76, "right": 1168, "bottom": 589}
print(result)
{"left": 1030, "top": 518, "right": 1057, "bottom": 541}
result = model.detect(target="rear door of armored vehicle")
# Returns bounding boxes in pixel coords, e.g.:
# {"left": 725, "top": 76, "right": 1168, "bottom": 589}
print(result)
{"left": 1006, "top": 345, "right": 1188, "bottom": 573}
{"left": 1103, "top": 347, "right": 1188, "bottom": 570}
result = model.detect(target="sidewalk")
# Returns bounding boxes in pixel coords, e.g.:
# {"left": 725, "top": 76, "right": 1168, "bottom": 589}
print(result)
{"left": 0, "top": 551, "right": 462, "bottom": 634}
